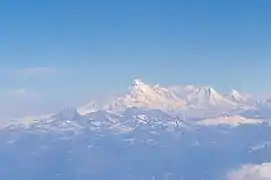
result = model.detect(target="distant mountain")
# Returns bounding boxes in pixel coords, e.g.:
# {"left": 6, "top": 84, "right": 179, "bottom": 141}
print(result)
{"left": 186, "top": 86, "right": 237, "bottom": 109}
{"left": 78, "top": 79, "right": 186, "bottom": 114}
{"left": 78, "top": 79, "right": 260, "bottom": 117}
{"left": 226, "top": 89, "right": 248, "bottom": 104}
{"left": 241, "top": 99, "right": 271, "bottom": 119}
{"left": 2, "top": 79, "right": 266, "bottom": 133}
{"left": 1, "top": 79, "right": 271, "bottom": 180}
{"left": 1, "top": 108, "right": 271, "bottom": 180}
{"left": 51, "top": 107, "right": 83, "bottom": 121}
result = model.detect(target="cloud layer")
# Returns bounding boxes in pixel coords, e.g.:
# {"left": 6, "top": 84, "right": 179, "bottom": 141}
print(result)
{"left": 227, "top": 162, "right": 271, "bottom": 180}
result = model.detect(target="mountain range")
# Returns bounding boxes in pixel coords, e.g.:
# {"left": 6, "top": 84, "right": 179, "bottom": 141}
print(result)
{"left": 2, "top": 79, "right": 270, "bottom": 133}
{"left": 1, "top": 79, "right": 271, "bottom": 180}
{"left": 78, "top": 79, "right": 250, "bottom": 114}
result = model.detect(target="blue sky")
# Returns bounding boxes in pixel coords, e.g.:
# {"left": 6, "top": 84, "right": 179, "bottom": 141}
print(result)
{"left": 1, "top": 0, "right": 271, "bottom": 116}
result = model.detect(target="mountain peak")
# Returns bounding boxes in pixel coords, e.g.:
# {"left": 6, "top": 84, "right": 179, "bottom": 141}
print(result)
{"left": 78, "top": 79, "right": 186, "bottom": 114}
{"left": 194, "top": 85, "right": 221, "bottom": 98}
{"left": 129, "top": 79, "right": 150, "bottom": 92}
{"left": 198, "top": 86, "right": 217, "bottom": 95}
{"left": 78, "top": 81, "right": 248, "bottom": 114}
{"left": 187, "top": 86, "right": 236, "bottom": 109}
{"left": 132, "top": 78, "right": 145, "bottom": 87}
{"left": 230, "top": 89, "right": 239, "bottom": 94}
{"left": 228, "top": 89, "right": 247, "bottom": 103}
{"left": 124, "top": 79, "right": 186, "bottom": 111}
{"left": 53, "top": 107, "right": 81, "bottom": 121}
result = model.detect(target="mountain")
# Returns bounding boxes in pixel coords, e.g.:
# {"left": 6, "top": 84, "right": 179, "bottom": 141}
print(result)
{"left": 1, "top": 80, "right": 271, "bottom": 180}
{"left": 186, "top": 86, "right": 237, "bottom": 109}
{"left": 22, "top": 107, "right": 91, "bottom": 134}
{"left": 4, "top": 79, "right": 263, "bottom": 132}
{"left": 241, "top": 99, "right": 271, "bottom": 119}
{"left": 78, "top": 79, "right": 186, "bottom": 114}
{"left": 51, "top": 107, "right": 82, "bottom": 121}
{"left": 78, "top": 80, "right": 262, "bottom": 117}
{"left": 3, "top": 79, "right": 265, "bottom": 133}
{"left": 1, "top": 105, "right": 271, "bottom": 180}
{"left": 227, "top": 89, "right": 248, "bottom": 104}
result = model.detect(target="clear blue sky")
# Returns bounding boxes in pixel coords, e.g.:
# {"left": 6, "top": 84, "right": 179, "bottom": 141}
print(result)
{"left": 1, "top": 0, "right": 271, "bottom": 116}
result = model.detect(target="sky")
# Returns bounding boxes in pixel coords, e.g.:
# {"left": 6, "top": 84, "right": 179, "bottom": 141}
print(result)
{"left": 1, "top": 0, "right": 271, "bottom": 117}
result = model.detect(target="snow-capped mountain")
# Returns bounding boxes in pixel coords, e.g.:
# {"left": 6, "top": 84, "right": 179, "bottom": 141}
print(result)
{"left": 3, "top": 107, "right": 187, "bottom": 134}
{"left": 51, "top": 107, "right": 83, "bottom": 121}
{"left": 78, "top": 79, "right": 186, "bottom": 114}
{"left": 18, "top": 108, "right": 90, "bottom": 134}
{"left": 2, "top": 79, "right": 264, "bottom": 133}
{"left": 227, "top": 89, "right": 248, "bottom": 104}
{"left": 2, "top": 79, "right": 271, "bottom": 180}
{"left": 78, "top": 79, "right": 258, "bottom": 117}
{"left": 186, "top": 86, "right": 237, "bottom": 109}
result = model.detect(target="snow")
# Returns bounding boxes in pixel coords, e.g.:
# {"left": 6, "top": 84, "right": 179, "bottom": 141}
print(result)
{"left": 52, "top": 107, "right": 80, "bottom": 121}
{"left": 197, "top": 115, "right": 262, "bottom": 127}
{"left": 2, "top": 80, "right": 271, "bottom": 180}
{"left": 78, "top": 79, "right": 186, "bottom": 114}
{"left": 186, "top": 86, "right": 237, "bottom": 109}
{"left": 227, "top": 89, "right": 248, "bottom": 104}
{"left": 3, "top": 79, "right": 268, "bottom": 134}
{"left": 77, "top": 80, "right": 261, "bottom": 117}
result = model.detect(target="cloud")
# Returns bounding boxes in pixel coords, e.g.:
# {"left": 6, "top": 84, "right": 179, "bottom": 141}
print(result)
{"left": 226, "top": 162, "right": 271, "bottom": 180}
{"left": 13, "top": 88, "right": 38, "bottom": 98}
{"left": 14, "top": 67, "right": 57, "bottom": 77}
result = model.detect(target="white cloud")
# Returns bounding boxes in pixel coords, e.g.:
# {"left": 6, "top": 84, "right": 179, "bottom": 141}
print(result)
{"left": 226, "top": 162, "right": 271, "bottom": 180}
{"left": 14, "top": 67, "right": 57, "bottom": 76}
{"left": 13, "top": 88, "right": 38, "bottom": 98}
{"left": 197, "top": 116, "right": 262, "bottom": 127}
